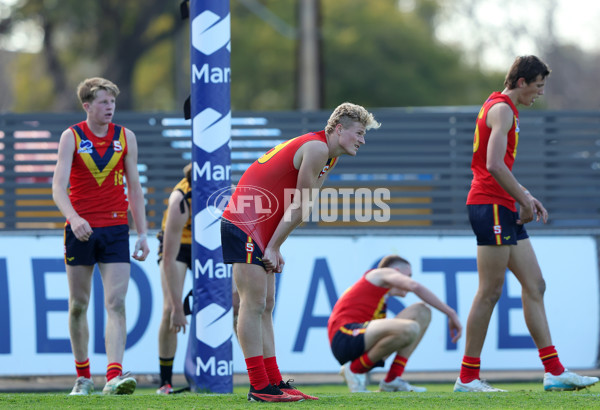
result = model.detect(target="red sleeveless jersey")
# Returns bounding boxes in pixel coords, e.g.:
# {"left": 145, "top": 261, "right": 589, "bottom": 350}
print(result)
{"left": 327, "top": 272, "right": 389, "bottom": 343}
{"left": 466, "top": 92, "right": 520, "bottom": 211}
{"left": 222, "top": 131, "right": 337, "bottom": 253}
{"left": 67, "top": 121, "right": 129, "bottom": 227}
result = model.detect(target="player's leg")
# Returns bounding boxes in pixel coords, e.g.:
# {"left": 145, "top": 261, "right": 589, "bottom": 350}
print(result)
{"left": 221, "top": 220, "right": 301, "bottom": 401}
{"left": 509, "top": 238, "right": 599, "bottom": 391}
{"left": 98, "top": 262, "right": 130, "bottom": 365}
{"left": 363, "top": 318, "right": 420, "bottom": 364}
{"left": 456, "top": 205, "right": 513, "bottom": 392}
{"left": 64, "top": 224, "right": 96, "bottom": 395}
{"left": 235, "top": 263, "right": 301, "bottom": 401}
{"left": 261, "top": 274, "right": 318, "bottom": 400}
{"left": 508, "top": 238, "right": 551, "bottom": 347}
{"left": 98, "top": 261, "right": 136, "bottom": 395}
{"left": 234, "top": 262, "right": 268, "bottom": 359}
{"left": 157, "top": 259, "right": 188, "bottom": 394}
{"left": 66, "top": 264, "right": 96, "bottom": 395}
{"left": 261, "top": 271, "right": 276, "bottom": 358}
{"left": 66, "top": 264, "right": 94, "bottom": 363}
{"left": 454, "top": 245, "right": 509, "bottom": 392}
{"left": 379, "top": 303, "right": 431, "bottom": 392}
{"left": 232, "top": 278, "right": 240, "bottom": 338}
{"left": 394, "top": 302, "right": 431, "bottom": 358}
{"left": 464, "top": 245, "right": 509, "bottom": 357}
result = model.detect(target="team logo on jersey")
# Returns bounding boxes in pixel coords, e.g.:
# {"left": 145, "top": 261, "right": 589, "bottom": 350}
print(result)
{"left": 77, "top": 140, "right": 93, "bottom": 154}
{"left": 113, "top": 140, "right": 123, "bottom": 152}
{"left": 319, "top": 157, "right": 337, "bottom": 178}
{"left": 514, "top": 117, "right": 520, "bottom": 133}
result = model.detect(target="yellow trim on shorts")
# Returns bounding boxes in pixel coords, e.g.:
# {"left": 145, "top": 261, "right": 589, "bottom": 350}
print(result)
{"left": 493, "top": 204, "right": 501, "bottom": 245}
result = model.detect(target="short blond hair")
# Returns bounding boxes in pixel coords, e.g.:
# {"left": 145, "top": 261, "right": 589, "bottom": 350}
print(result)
{"left": 77, "top": 77, "right": 120, "bottom": 105}
{"left": 325, "top": 102, "right": 381, "bottom": 135}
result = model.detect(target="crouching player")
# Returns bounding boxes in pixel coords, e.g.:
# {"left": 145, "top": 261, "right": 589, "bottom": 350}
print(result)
{"left": 328, "top": 255, "right": 462, "bottom": 392}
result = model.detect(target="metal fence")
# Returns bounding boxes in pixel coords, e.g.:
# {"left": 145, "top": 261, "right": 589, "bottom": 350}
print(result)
{"left": 1, "top": 108, "right": 599, "bottom": 232}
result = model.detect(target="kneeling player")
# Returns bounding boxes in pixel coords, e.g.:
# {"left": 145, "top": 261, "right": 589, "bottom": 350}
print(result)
{"left": 328, "top": 255, "right": 462, "bottom": 392}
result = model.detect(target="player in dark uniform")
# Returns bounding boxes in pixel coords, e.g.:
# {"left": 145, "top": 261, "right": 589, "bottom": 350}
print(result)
{"left": 328, "top": 255, "right": 461, "bottom": 393}
{"left": 221, "top": 102, "right": 380, "bottom": 402}
{"left": 456, "top": 55, "right": 598, "bottom": 392}
{"left": 52, "top": 77, "right": 149, "bottom": 396}
{"left": 156, "top": 164, "right": 192, "bottom": 395}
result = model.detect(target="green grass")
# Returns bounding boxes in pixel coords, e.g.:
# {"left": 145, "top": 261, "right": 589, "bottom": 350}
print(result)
{"left": 1, "top": 383, "right": 600, "bottom": 409}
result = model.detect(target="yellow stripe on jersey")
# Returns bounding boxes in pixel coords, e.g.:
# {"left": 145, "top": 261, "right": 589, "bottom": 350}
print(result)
{"left": 75, "top": 127, "right": 126, "bottom": 187}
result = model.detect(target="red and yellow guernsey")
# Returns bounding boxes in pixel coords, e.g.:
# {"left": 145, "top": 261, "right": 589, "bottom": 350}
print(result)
{"left": 327, "top": 272, "right": 388, "bottom": 343}
{"left": 222, "top": 131, "right": 337, "bottom": 253}
{"left": 467, "top": 92, "right": 520, "bottom": 212}
{"left": 67, "top": 121, "right": 129, "bottom": 227}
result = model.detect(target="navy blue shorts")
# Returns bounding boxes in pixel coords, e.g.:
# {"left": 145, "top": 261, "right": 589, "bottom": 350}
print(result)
{"left": 64, "top": 224, "right": 130, "bottom": 265}
{"left": 157, "top": 231, "right": 192, "bottom": 269}
{"left": 220, "top": 219, "right": 265, "bottom": 268}
{"left": 330, "top": 323, "right": 368, "bottom": 365}
{"left": 467, "top": 204, "right": 529, "bottom": 246}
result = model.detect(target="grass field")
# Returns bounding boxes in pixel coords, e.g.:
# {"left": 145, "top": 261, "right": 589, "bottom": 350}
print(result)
{"left": 1, "top": 382, "right": 599, "bottom": 409}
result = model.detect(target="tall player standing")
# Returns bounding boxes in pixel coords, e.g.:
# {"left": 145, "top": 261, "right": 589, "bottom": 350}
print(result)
{"left": 52, "top": 77, "right": 150, "bottom": 395}
{"left": 221, "top": 102, "right": 380, "bottom": 402}
{"left": 454, "top": 56, "right": 599, "bottom": 393}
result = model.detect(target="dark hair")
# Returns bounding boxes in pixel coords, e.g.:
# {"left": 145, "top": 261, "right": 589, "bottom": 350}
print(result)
{"left": 504, "top": 55, "right": 551, "bottom": 89}
{"left": 377, "top": 254, "right": 410, "bottom": 269}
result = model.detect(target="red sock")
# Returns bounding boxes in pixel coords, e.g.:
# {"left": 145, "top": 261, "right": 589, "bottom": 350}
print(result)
{"left": 75, "top": 358, "right": 91, "bottom": 379}
{"left": 106, "top": 362, "right": 122, "bottom": 381}
{"left": 539, "top": 345, "right": 565, "bottom": 376}
{"left": 459, "top": 356, "right": 480, "bottom": 383}
{"left": 384, "top": 355, "right": 407, "bottom": 382}
{"left": 246, "top": 355, "right": 269, "bottom": 390}
{"left": 350, "top": 353, "right": 374, "bottom": 374}
{"left": 264, "top": 356, "right": 283, "bottom": 386}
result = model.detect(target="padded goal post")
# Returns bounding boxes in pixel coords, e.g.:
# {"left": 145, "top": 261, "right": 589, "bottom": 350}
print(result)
{"left": 185, "top": 0, "right": 233, "bottom": 393}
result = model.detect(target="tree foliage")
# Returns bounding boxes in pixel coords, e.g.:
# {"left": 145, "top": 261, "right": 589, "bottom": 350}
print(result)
{"left": 2, "top": 0, "right": 507, "bottom": 112}
{"left": 1, "top": 0, "right": 184, "bottom": 111}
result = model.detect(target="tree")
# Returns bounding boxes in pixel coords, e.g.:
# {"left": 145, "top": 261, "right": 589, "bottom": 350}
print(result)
{"left": 0, "top": 0, "right": 185, "bottom": 111}
{"left": 435, "top": 0, "right": 600, "bottom": 109}
{"left": 320, "top": 0, "right": 502, "bottom": 108}
{"left": 1, "top": 0, "right": 508, "bottom": 112}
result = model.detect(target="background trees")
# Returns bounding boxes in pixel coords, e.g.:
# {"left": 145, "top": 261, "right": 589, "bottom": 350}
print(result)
{"left": 0, "top": 0, "right": 597, "bottom": 112}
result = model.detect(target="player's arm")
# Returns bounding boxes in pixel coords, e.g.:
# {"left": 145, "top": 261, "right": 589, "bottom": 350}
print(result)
{"left": 52, "top": 129, "right": 93, "bottom": 242}
{"left": 161, "top": 189, "right": 189, "bottom": 333}
{"left": 381, "top": 270, "right": 462, "bottom": 343}
{"left": 123, "top": 128, "right": 150, "bottom": 260}
{"left": 262, "top": 140, "right": 329, "bottom": 273}
{"left": 485, "top": 104, "right": 537, "bottom": 224}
